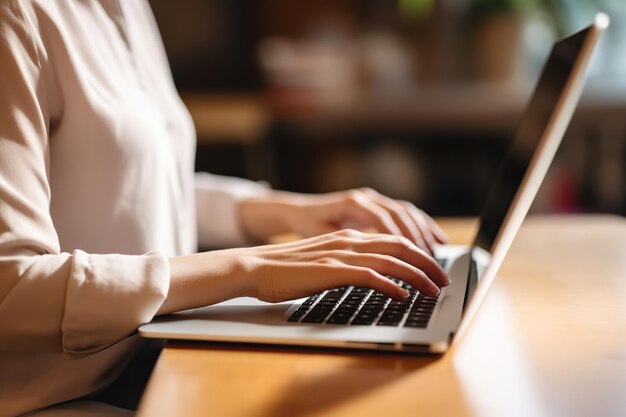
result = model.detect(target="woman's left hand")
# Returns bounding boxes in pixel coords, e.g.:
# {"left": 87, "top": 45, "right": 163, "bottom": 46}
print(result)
{"left": 240, "top": 188, "right": 448, "bottom": 255}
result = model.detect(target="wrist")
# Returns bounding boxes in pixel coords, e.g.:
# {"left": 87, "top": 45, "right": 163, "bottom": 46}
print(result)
{"left": 158, "top": 249, "right": 258, "bottom": 315}
{"left": 240, "top": 192, "right": 301, "bottom": 242}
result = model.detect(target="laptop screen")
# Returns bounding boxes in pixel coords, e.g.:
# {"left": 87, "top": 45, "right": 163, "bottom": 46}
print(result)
{"left": 473, "top": 27, "right": 589, "bottom": 253}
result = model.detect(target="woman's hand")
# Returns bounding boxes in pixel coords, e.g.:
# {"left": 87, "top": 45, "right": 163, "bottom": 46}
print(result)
{"left": 159, "top": 229, "right": 449, "bottom": 315}
{"left": 241, "top": 188, "right": 448, "bottom": 255}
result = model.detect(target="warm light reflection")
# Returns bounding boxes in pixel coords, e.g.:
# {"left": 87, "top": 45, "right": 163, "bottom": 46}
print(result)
{"left": 453, "top": 286, "right": 548, "bottom": 417}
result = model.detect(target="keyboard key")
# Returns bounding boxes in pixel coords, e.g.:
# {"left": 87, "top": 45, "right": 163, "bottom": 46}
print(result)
{"left": 387, "top": 304, "right": 410, "bottom": 311}
{"left": 404, "top": 319, "right": 429, "bottom": 328}
{"left": 301, "top": 309, "right": 331, "bottom": 319}
{"left": 410, "top": 306, "right": 435, "bottom": 313}
{"left": 302, "top": 295, "right": 319, "bottom": 306}
{"left": 287, "top": 307, "right": 310, "bottom": 322}
{"left": 309, "top": 304, "right": 333, "bottom": 313}
{"left": 411, "top": 304, "right": 435, "bottom": 311}
{"left": 334, "top": 305, "right": 357, "bottom": 312}
{"left": 340, "top": 300, "right": 362, "bottom": 307}
{"left": 414, "top": 299, "right": 437, "bottom": 307}
{"left": 380, "top": 310, "right": 403, "bottom": 318}
{"left": 377, "top": 312, "right": 404, "bottom": 326}
{"left": 327, "top": 312, "right": 353, "bottom": 324}
{"left": 360, "top": 307, "right": 383, "bottom": 315}
{"left": 408, "top": 309, "right": 432, "bottom": 316}
{"left": 319, "top": 291, "right": 343, "bottom": 300}
{"left": 351, "top": 315, "right": 376, "bottom": 325}
{"left": 377, "top": 318, "right": 403, "bottom": 326}
{"left": 302, "top": 315, "right": 326, "bottom": 324}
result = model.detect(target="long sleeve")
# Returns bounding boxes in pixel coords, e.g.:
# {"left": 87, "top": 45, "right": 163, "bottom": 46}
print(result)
{"left": 0, "top": 1, "right": 204, "bottom": 415}
{"left": 195, "top": 172, "right": 270, "bottom": 248}
{"left": 0, "top": 1, "right": 169, "bottom": 355}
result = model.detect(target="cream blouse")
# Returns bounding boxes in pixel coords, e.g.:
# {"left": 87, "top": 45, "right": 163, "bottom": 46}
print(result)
{"left": 0, "top": 1, "right": 267, "bottom": 415}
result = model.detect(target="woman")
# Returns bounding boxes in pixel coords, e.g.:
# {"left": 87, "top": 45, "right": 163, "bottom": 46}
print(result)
{"left": 0, "top": 1, "right": 448, "bottom": 416}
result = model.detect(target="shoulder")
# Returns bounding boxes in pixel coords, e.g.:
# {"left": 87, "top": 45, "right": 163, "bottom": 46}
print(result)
{"left": 0, "top": 0, "right": 90, "bottom": 69}
{"left": 0, "top": 0, "right": 45, "bottom": 69}
{"left": 0, "top": 0, "right": 63, "bottom": 54}
{"left": 0, "top": 1, "right": 34, "bottom": 32}
{"left": 0, "top": 0, "right": 78, "bottom": 47}
{"left": 0, "top": 0, "right": 49, "bottom": 29}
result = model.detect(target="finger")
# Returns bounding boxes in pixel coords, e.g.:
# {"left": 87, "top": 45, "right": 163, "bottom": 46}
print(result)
{"left": 335, "top": 251, "right": 441, "bottom": 296}
{"left": 343, "top": 266, "right": 411, "bottom": 300}
{"left": 350, "top": 235, "right": 450, "bottom": 287}
{"left": 401, "top": 202, "right": 440, "bottom": 252}
{"left": 275, "top": 261, "right": 409, "bottom": 301}
{"left": 345, "top": 194, "right": 403, "bottom": 237}
{"left": 371, "top": 195, "right": 433, "bottom": 254}
{"left": 420, "top": 209, "right": 449, "bottom": 244}
{"left": 261, "top": 228, "right": 372, "bottom": 254}
{"left": 359, "top": 189, "right": 436, "bottom": 254}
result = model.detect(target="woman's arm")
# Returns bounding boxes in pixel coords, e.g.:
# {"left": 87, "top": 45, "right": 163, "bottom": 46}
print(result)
{"left": 240, "top": 188, "right": 448, "bottom": 254}
{"left": 159, "top": 229, "right": 449, "bottom": 315}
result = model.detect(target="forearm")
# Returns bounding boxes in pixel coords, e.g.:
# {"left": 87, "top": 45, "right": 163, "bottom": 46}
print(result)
{"left": 240, "top": 191, "right": 306, "bottom": 242}
{"left": 158, "top": 249, "right": 255, "bottom": 315}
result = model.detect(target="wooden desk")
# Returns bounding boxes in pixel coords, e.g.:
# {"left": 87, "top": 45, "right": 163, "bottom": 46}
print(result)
{"left": 137, "top": 215, "right": 626, "bottom": 417}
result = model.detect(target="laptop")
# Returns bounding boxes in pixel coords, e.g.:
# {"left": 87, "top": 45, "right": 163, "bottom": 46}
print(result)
{"left": 140, "top": 14, "right": 608, "bottom": 353}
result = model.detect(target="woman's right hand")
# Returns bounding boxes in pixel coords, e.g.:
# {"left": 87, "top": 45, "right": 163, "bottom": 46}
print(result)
{"left": 159, "top": 229, "right": 449, "bottom": 315}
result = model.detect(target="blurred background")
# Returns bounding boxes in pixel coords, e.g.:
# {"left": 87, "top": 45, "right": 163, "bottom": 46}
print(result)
{"left": 149, "top": 0, "right": 626, "bottom": 217}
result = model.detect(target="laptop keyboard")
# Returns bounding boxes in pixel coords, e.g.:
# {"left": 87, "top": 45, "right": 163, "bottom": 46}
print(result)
{"left": 287, "top": 260, "right": 445, "bottom": 328}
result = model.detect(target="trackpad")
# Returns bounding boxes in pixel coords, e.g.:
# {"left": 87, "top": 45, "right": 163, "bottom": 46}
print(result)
{"left": 158, "top": 299, "right": 294, "bottom": 326}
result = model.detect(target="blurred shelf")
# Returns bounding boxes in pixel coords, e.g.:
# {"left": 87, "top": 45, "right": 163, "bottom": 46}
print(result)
{"left": 269, "top": 82, "right": 529, "bottom": 138}
{"left": 183, "top": 80, "right": 626, "bottom": 144}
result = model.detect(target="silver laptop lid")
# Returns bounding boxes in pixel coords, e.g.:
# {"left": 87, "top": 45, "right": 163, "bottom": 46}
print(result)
{"left": 456, "top": 13, "right": 609, "bottom": 341}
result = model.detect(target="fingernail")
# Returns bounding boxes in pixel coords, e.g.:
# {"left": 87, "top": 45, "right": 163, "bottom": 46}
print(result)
{"left": 401, "top": 289, "right": 411, "bottom": 299}
{"left": 427, "top": 283, "right": 440, "bottom": 297}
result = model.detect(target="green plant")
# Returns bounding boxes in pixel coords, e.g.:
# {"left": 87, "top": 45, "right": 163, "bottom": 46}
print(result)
{"left": 398, "top": 0, "right": 434, "bottom": 19}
